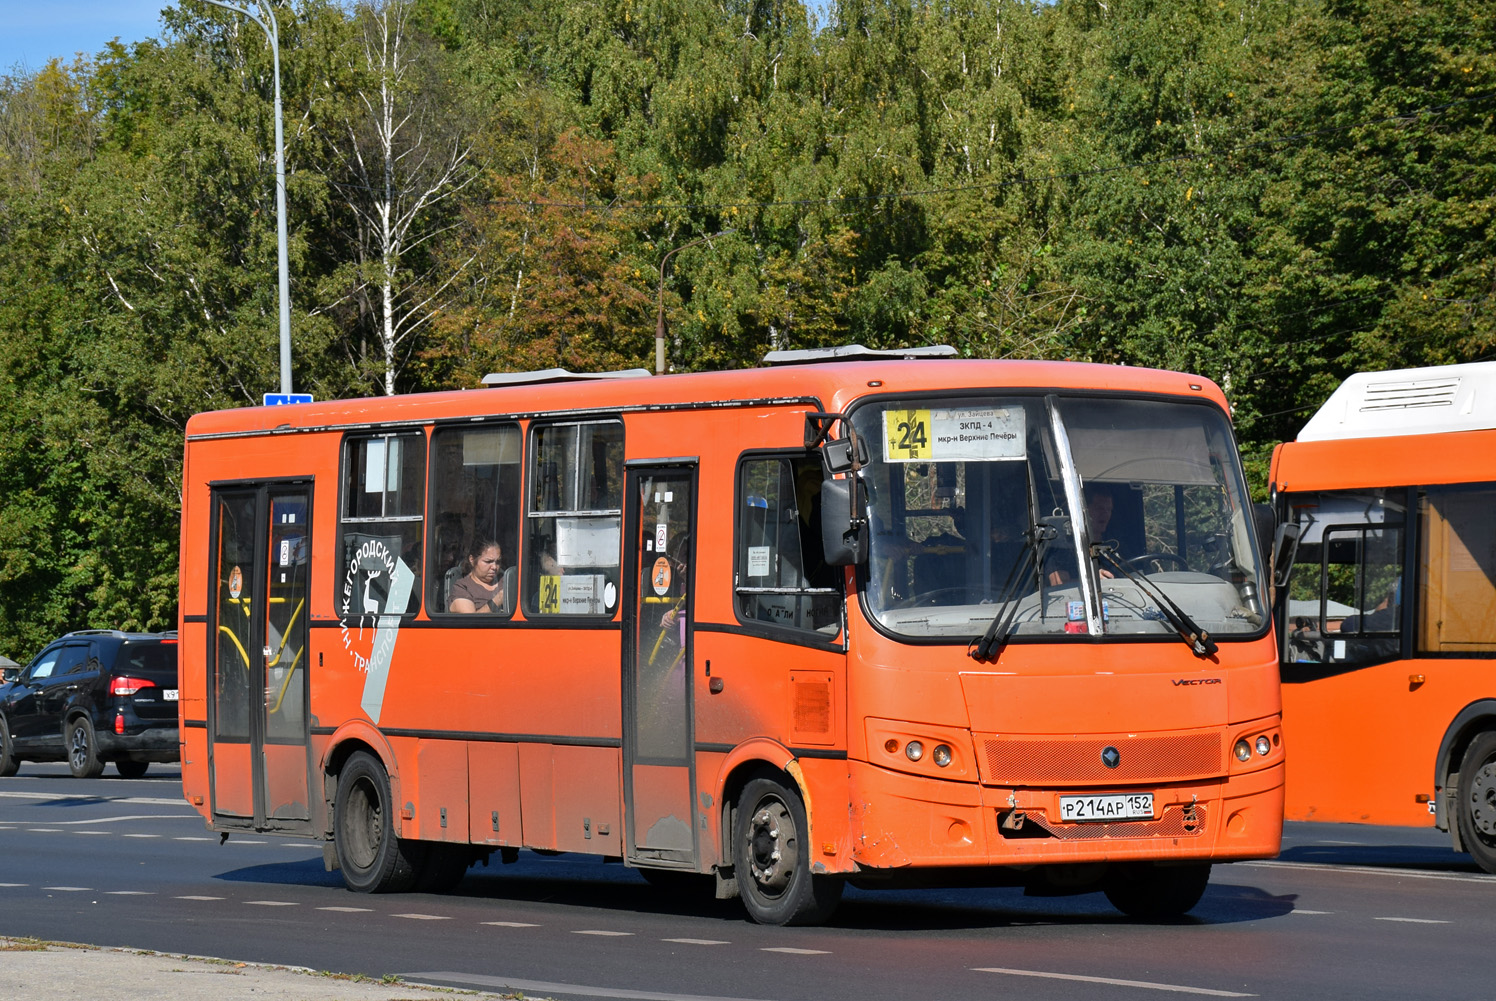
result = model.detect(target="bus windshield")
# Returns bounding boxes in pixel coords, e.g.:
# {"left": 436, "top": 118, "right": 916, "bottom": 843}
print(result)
{"left": 852, "top": 393, "right": 1266, "bottom": 643}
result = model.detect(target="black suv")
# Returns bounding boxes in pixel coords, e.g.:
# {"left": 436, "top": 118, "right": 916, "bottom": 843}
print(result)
{"left": 0, "top": 630, "right": 179, "bottom": 778}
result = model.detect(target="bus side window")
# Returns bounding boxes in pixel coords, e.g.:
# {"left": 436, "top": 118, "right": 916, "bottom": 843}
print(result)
{"left": 338, "top": 431, "right": 426, "bottom": 617}
{"left": 525, "top": 420, "right": 624, "bottom": 617}
{"left": 428, "top": 424, "right": 521, "bottom": 616}
{"left": 735, "top": 455, "right": 841, "bottom": 634}
{"left": 1418, "top": 486, "right": 1496, "bottom": 654}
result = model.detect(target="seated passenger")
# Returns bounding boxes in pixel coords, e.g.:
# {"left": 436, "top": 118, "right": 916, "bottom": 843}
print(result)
{"left": 449, "top": 539, "right": 508, "bottom": 613}
{"left": 1046, "top": 482, "right": 1120, "bottom": 586}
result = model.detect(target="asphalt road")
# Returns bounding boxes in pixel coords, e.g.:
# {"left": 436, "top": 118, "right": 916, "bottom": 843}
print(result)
{"left": 2, "top": 762, "right": 1492, "bottom": 1001}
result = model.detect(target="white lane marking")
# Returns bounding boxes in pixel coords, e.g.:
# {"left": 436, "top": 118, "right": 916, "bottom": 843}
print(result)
{"left": 174, "top": 837, "right": 213, "bottom": 841}
{"left": 1375, "top": 916, "right": 1450, "bottom": 924}
{"left": 406, "top": 972, "right": 775, "bottom": 1001}
{"left": 42, "top": 886, "right": 91, "bottom": 892}
{"left": 246, "top": 900, "right": 299, "bottom": 907}
{"left": 1292, "top": 909, "right": 1333, "bottom": 915}
{"left": 974, "top": 968, "right": 1255, "bottom": 997}
{"left": 0, "top": 790, "right": 187, "bottom": 807}
{"left": 394, "top": 913, "right": 451, "bottom": 921}
{"left": 319, "top": 906, "right": 374, "bottom": 913}
{"left": 40, "top": 814, "right": 195, "bottom": 825}
{"left": 574, "top": 929, "right": 633, "bottom": 936}
{"left": 761, "top": 947, "right": 829, "bottom": 955}
{"left": 482, "top": 921, "right": 540, "bottom": 928}
{"left": 106, "top": 891, "right": 155, "bottom": 896}
{"left": 27, "top": 828, "right": 62, "bottom": 833}
{"left": 227, "top": 839, "right": 268, "bottom": 845}
{"left": 176, "top": 895, "right": 224, "bottom": 901}
{"left": 122, "top": 833, "right": 160, "bottom": 839}
{"left": 662, "top": 939, "right": 729, "bottom": 946}
{"left": 74, "top": 831, "right": 111, "bottom": 836}
{"left": 0, "top": 883, "right": 27, "bottom": 887}
{"left": 1242, "top": 860, "right": 1496, "bottom": 884}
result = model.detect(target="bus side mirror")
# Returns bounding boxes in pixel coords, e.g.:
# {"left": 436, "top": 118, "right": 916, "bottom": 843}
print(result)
{"left": 820, "top": 476, "right": 868, "bottom": 566}
{"left": 1271, "top": 520, "right": 1302, "bottom": 589}
{"left": 1253, "top": 503, "right": 1276, "bottom": 573}
{"left": 821, "top": 435, "right": 868, "bottom": 475}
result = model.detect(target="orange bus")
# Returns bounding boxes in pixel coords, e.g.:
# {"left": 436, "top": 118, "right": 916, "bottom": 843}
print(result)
{"left": 178, "top": 347, "right": 1283, "bottom": 924}
{"left": 1271, "top": 360, "right": 1496, "bottom": 872}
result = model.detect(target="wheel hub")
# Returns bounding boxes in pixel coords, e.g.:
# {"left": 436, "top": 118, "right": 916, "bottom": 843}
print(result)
{"left": 745, "top": 803, "right": 796, "bottom": 893}
{"left": 1470, "top": 763, "right": 1496, "bottom": 836}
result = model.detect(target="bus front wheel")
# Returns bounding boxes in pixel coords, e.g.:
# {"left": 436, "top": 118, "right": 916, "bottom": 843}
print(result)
{"left": 1103, "top": 862, "right": 1211, "bottom": 919}
{"left": 733, "top": 776, "right": 843, "bottom": 926}
{"left": 1456, "top": 732, "right": 1496, "bottom": 874}
{"left": 334, "top": 751, "right": 425, "bottom": 893}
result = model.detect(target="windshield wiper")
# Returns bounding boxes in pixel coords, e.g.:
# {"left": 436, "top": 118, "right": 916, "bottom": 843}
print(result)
{"left": 1095, "top": 546, "right": 1218, "bottom": 658}
{"left": 969, "top": 523, "right": 1053, "bottom": 662}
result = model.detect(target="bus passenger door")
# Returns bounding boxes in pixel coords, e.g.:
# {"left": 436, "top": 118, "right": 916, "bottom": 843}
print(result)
{"left": 622, "top": 464, "right": 699, "bottom": 869}
{"left": 207, "top": 484, "right": 313, "bottom": 834}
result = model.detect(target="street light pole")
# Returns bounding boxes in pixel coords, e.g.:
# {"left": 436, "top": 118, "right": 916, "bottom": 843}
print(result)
{"left": 655, "top": 230, "right": 733, "bottom": 375}
{"left": 201, "top": 0, "right": 293, "bottom": 396}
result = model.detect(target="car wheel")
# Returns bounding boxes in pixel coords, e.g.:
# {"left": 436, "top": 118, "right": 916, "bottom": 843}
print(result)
{"left": 334, "top": 750, "right": 425, "bottom": 893}
{"left": 65, "top": 717, "right": 105, "bottom": 778}
{"left": 0, "top": 714, "right": 19, "bottom": 777}
{"left": 1455, "top": 731, "right": 1496, "bottom": 875}
{"left": 733, "top": 775, "right": 843, "bottom": 925}
{"left": 1104, "top": 862, "right": 1212, "bottom": 919}
{"left": 115, "top": 759, "right": 150, "bottom": 779}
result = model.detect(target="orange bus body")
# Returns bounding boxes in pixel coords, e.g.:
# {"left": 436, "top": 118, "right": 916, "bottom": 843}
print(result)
{"left": 1270, "top": 362, "right": 1496, "bottom": 872}
{"left": 179, "top": 356, "right": 1282, "bottom": 922}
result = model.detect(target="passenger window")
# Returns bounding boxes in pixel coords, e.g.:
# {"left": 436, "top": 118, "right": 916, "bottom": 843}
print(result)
{"left": 57, "top": 645, "right": 92, "bottom": 675}
{"left": 735, "top": 455, "right": 842, "bottom": 634}
{"left": 1418, "top": 485, "right": 1496, "bottom": 654}
{"left": 338, "top": 431, "right": 426, "bottom": 617}
{"left": 428, "top": 424, "right": 522, "bottom": 616}
{"left": 1281, "top": 489, "right": 1404, "bottom": 666}
{"left": 525, "top": 421, "right": 624, "bottom": 616}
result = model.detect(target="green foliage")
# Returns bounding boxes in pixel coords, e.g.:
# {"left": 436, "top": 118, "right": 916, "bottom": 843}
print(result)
{"left": 0, "top": 0, "right": 1492, "bottom": 655}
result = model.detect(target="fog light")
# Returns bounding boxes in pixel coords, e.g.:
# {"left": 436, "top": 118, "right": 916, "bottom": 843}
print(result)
{"left": 906, "top": 740, "right": 924, "bottom": 762}
{"left": 1234, "top": 739, "right": 1252, "bottom": 762}
{"left": 1255, "top": 736, "right": 1272, "bottom": 756}
{"left": 933, "top": 744, "right": 952, "bottom": 768}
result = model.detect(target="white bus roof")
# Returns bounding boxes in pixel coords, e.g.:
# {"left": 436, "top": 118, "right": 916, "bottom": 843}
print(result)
{"left": 1297, "top": 360, "right": 1496, "bottom": 442}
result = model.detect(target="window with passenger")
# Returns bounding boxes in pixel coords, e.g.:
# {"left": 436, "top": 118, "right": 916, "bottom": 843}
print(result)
{"left": 427, "top": 424, "right": 521, "bottom": 617}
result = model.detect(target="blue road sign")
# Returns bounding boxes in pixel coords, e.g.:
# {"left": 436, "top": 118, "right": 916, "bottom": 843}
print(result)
{"left": 264, "top": 393, "right": 314, "bottom": 406}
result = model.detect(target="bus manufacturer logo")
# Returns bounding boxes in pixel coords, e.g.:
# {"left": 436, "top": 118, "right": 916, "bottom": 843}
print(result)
{"left": 1172, "top": 678, "right": 1222, "bottom": 686}
{"left": 1101, "top": 746, "right": 1121, "bottom": 769}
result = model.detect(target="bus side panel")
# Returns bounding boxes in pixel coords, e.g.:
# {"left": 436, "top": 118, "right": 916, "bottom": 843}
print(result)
{"left": 551, "top": 744, "right": 622, "bottom": 854}
{"left": 416, "top": 739, "right": 470, "bottom": 843}
{"left": 468, "top": 742, "right": 522, "bottom": 846}
{"left": 1282, "top": 658, "right": 1475, "bottom": 826}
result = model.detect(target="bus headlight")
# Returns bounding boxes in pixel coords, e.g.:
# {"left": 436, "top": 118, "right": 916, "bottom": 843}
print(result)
{"left": 1234, "top": 739, "right": 1252, "bottom": 762}
{"left": 933, "top": 744, "right": 952, "bottom": 768}
{"left": 906, "top": 740, "right": 924, "bottom": 762}
{"left": 1255, "top": 736, "right": 1272, "bottom": 756}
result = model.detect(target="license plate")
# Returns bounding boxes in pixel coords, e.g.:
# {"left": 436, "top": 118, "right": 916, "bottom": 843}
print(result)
{"left": 163, "top": 689, "right": 179, "bottom": 702}
{"left": 1058, "top": 792, "right": 1154, "bottom": 822}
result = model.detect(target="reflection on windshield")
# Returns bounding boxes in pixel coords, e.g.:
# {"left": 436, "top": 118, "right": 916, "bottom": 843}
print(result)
{"left": 852, "top": 395, "right": 1266, "bottom": 644}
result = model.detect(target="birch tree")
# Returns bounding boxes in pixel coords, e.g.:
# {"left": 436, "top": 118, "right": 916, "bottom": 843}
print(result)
{"left": 329, "top": 0, "right": 476, "bottom": 396}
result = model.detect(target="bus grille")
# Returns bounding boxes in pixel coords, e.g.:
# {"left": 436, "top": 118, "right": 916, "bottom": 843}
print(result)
{"left": 978, "top": 732, "right": 1223, "bottom": 786}
{"left": 1016, "top": 803, "right": 1209, "bottom": 841}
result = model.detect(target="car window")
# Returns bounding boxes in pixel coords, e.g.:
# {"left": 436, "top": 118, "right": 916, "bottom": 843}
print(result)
{"left": 122, "top": 643, "right": 175, "bottom": 674}
{"left": 26, "top": 649, "right": 61, "bottom": 681}
{"left": 56, "top": 645, "right": 92, "bottom": 676}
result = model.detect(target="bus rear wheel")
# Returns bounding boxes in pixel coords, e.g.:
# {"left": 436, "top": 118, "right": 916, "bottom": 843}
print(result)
{"left": 1456, "top": 732, "right": 1496, "bottom": 874}
{"left": 734, "top": 776, "right": 843, "bottom": 926}
{"left": 1103, "top": 862, "right": 1212, "bottom": 919}
{"left": 334, "top": 751, "right": 425, "bottom": 893}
